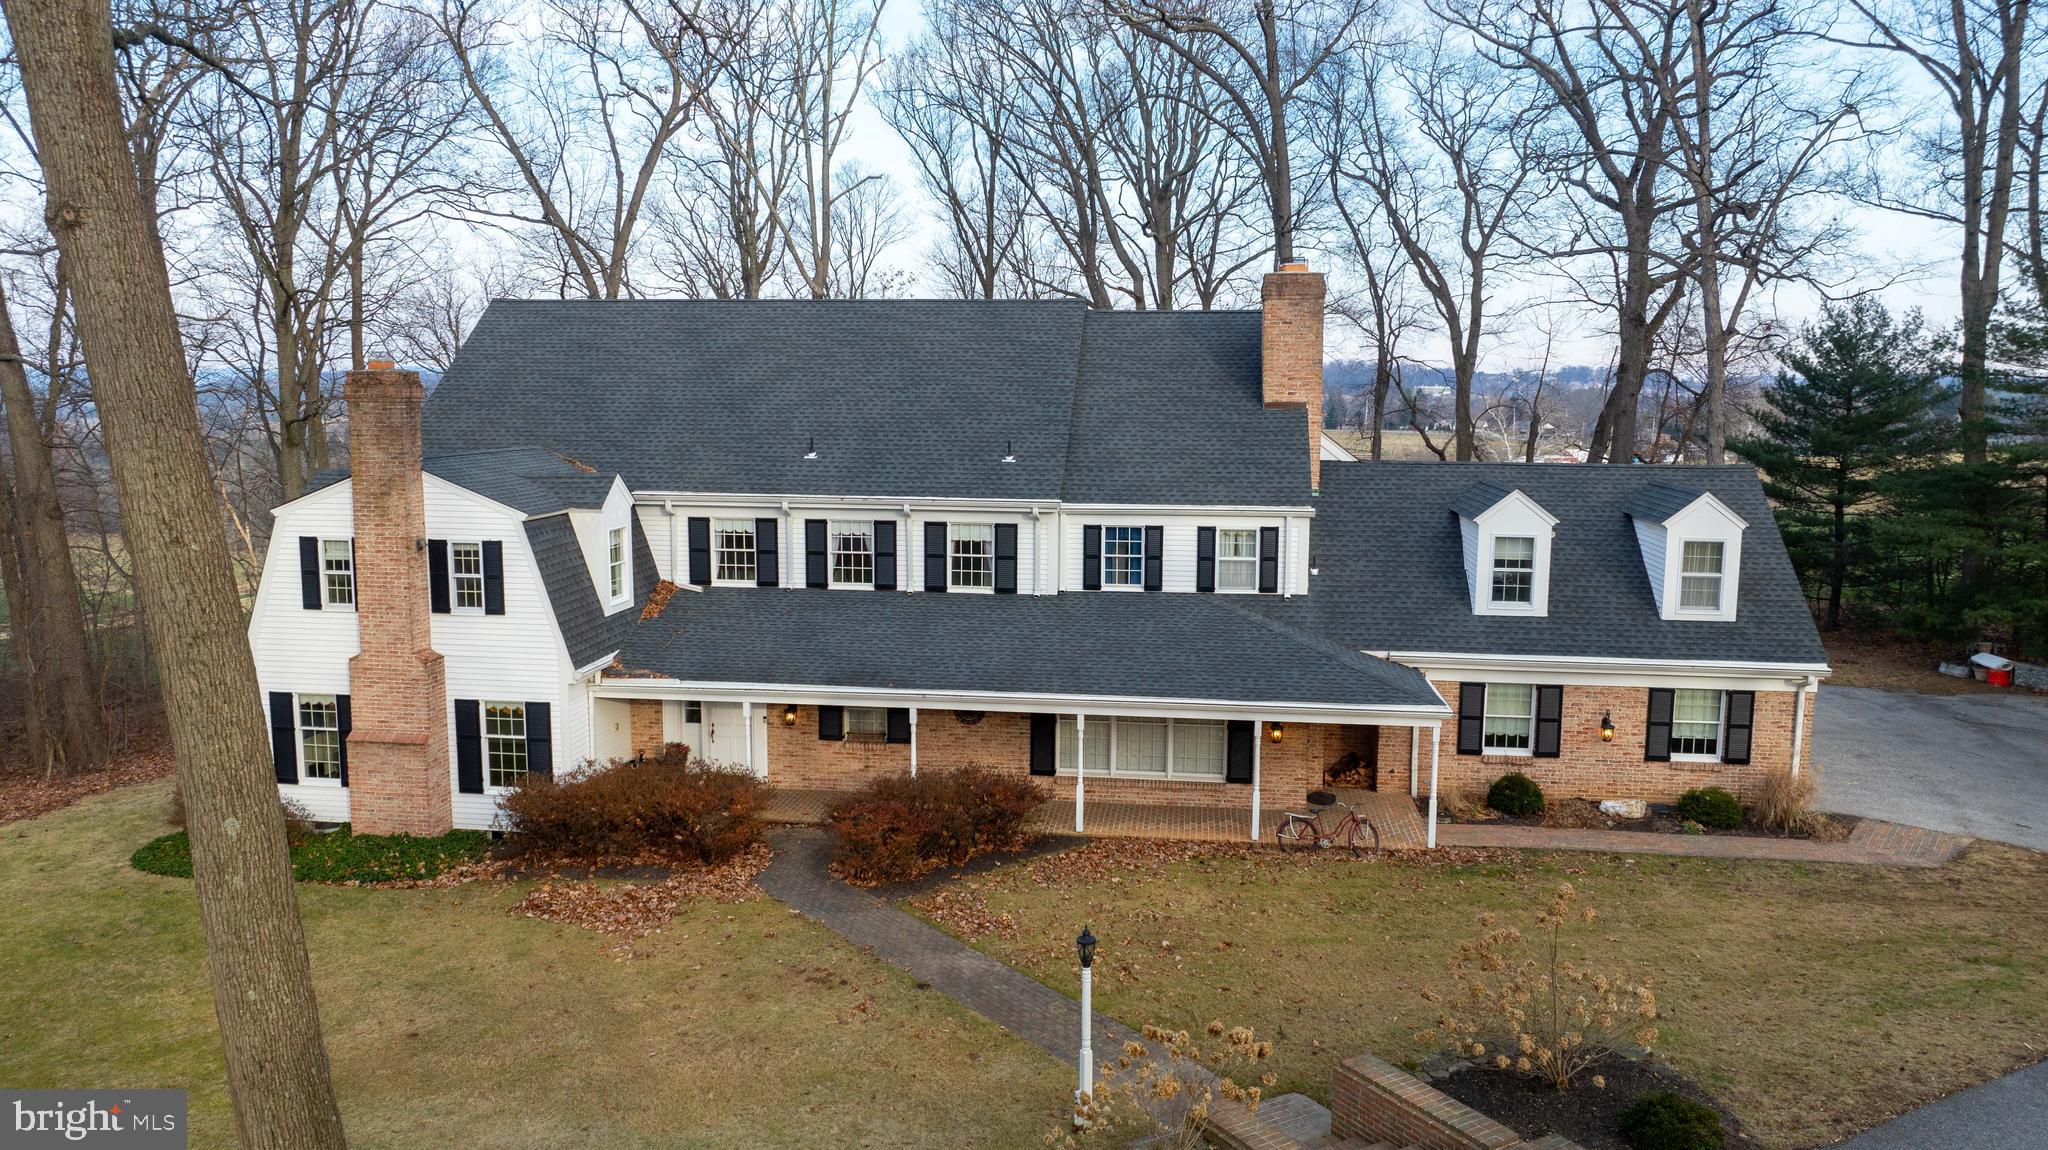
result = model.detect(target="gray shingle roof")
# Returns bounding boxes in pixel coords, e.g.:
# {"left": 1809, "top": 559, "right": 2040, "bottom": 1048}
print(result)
{"left": 1449, "top": 480, "right": 1517, "bottom": 520}
{"left": 421, "top": 299, "right": 1313, "bottom": 506}
{"left": 1624, "top": 482, "right": 1716, "bottom": 524}
{"left": 300, "top": 448, "right": 616, "bottom": 516}
{"left": 1250, "top": 462, "right": 1827, "bottom": 666}
{"left": 525, "top": 513, "right": 660, "bottom": 667}
{"left": 609, "top": 588, "right": 1446, "bottom": 711}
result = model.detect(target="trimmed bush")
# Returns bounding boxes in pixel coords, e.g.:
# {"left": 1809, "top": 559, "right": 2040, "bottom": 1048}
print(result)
{"left": 1675, "top": 786, "right": 1743, "bottom": 830}
{"left": 828, "top": 766, "right": 1048, "bottom": 885}
{"left": 1487, "top": 772, "right": 1546, "bottom": 817}
{"left": 1619, "top": 1091, "right": 1725, "bottom": 1150}
{"left": 132, "top": 826, "right": 490, "bottom": 883}
{"left": 500, "top": 746, "right": 769, "bottom": 866}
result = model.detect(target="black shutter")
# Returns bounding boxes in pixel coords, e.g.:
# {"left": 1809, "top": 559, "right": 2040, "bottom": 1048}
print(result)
{"left": 455, "top": 699, "right": 484, "bottom": 793}
{"left": 1534, "top": 685, "right": 1563, "bottom": 758}
{"left": 1143, "top": 525, "right": 1164, "bottom": 591}
{"left": 1195, "top": 527, "right": 1216, "bottom": 592}
{"left": 885, "top": 708, "right": 912, "bottom": 744}
{"left": 525, "top": 702, "right": 553, "bottom": 780}
{"left": 336, "top": 694, "right": 351, "bottom": 787}
{"left": 1082, "top": 525, "right": 1102, "bottom": 590}
{"left": 754, "top": 518, "right": 779, "bottom": 586}
{"left": 1258, "top": 526, "right": 1281, "bottom": 593}
{"left": 687, "top": 517, "right": 711, "bottom": 586}
{"left": 805, "top": 519, "right": 828, "bottom": 588}
{"left": 1456, "top": 683, "right": 1486, "bottom": 756}
{"left": 1225, "top": 720, "right": 1255, "bottom": 784}
{"left": 1029, "top": 714, "right": 1056, "bottom": 776}
{"left": 1645, "top": 688, "right": 1675, "bottom": 762}
{"left": 269, "top": 691, "right": 298, "bottom": 783}
{"left": 874, "top": 521, "right": 898, "bottom": 590}
{"left": 427, "top": 540, "right": 450, "bottom": 613}
{"left": 299, "top": 537, "right": 322, "bottom": 609}
{"left": 1723, "top": 691, "right": 1755, "bottom": 764}
{"left": 924, "top": 522, "right": 947, "bottom": 591}
{"left": 482, "top": 541, "right": 505, "bottom": 615}
{"left": 994, "top": 523, "right": 1018, "bottom": 593}
{"left": 818, "top": 706, "right": 844, "bottom": 741}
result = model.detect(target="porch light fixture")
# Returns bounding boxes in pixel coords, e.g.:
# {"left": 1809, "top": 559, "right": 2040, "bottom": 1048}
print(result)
{"left": 1268, "top": 723, "right": 1286, "bottom": 744}
{"left": 1599, "top": 711, "right": 1615, "bottom": 742}
{"left": 782, "top": 704, "right": 799, "bottom": 727}
{"left": 1076, "top": 926, "right": 1097, "bottom": 969}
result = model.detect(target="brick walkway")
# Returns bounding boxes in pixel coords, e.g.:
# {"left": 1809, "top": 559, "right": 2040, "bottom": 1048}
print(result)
{"left": 1436, "top": 817, "right": 1971, "bottom": 866}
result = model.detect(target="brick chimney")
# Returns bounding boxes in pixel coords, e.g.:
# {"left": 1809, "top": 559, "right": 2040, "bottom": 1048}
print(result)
{"left": 343, "top": 363, "right": 452, "bottom": 836}
{"left": 1262, "top": 262, "right": 1326, "bottom": 492}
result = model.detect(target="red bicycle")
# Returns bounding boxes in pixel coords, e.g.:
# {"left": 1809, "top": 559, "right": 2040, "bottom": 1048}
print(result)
{"left": 1273, "top": 795, "right": 1380, "bottom": 857}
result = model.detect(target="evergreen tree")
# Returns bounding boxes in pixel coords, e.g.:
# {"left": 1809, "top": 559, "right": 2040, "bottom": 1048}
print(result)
{"left": 1731, "top": 300, "right": 1942, "bottom": 629}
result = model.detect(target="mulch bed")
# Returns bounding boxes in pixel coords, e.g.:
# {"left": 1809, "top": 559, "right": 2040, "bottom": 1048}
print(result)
{"left": 1432, "top": 1057, "right": 1760, "bottom": 1150}
{"left": 0, "top": 728, "right": 175, "bottom": 827}
{"left": 1430, "top": 796, "right": 1856, "bottom": 842}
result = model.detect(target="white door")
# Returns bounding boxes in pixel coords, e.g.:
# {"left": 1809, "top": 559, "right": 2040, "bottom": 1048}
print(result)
{"left": 700, "top": 703, "right": 756, "bottom": 773}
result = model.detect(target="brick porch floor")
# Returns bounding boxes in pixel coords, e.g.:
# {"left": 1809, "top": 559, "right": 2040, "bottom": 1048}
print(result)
{"left": 760, "top": 784, "right": 1429, "bottom": 850}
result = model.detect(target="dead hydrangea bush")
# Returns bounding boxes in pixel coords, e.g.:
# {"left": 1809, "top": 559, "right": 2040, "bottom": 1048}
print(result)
{"left": 1418, "top": 882, "right": 1658, "bottom": 1092}
{"left": 1050, "top": 1021, "right": 1277, "bottom": 1150}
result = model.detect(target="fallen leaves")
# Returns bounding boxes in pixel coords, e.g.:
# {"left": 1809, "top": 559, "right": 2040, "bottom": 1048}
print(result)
{"left": 907, "top": 888, "right": 1018, "bottom": 941}
{"left": 0, "top": 729, "right": 175, "bottom": 827}
{"left": 510, "top": 842, "right": 771, "bottom": 950}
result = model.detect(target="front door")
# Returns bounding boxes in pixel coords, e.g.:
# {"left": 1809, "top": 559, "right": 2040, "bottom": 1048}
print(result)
{"left": 701, "top": 702, "right": 757, "bottom": 774}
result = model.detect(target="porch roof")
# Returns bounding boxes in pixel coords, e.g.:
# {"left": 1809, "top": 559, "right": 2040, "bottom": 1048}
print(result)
{"left": 602, "top": 588, "right": 1447, "bottom": 717}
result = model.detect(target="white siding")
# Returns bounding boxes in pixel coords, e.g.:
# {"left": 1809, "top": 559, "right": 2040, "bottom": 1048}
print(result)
{"left": 905, "top": 510, "right": 1041, "bottom": 593}
{"left": 591, "top": 697, "right": 633, "bottom": 764}
{"left": 1459, "top": 517, "right": 1480, "bottom": 606}
{"left": 1634, "top": 519, "right": 1668, "bottom": 614}
{"left": 1059, "top": 512, "right": 1310, "bottom": 595}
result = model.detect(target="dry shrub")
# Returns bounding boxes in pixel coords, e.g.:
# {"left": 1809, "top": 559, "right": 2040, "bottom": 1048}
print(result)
{"left": 827, "top": 765, "right": 1046, "bottom": 885}
{"left": 1540, "top": 797, "right": 1607, "bottom": 829}
{"left": 1054, "top": 1021, "right": 1277, "bottom": 1150}
{"left": 1443, "top": 782, "right": 1494, "bottom": 820}
{"left": 1419, "top": 882, "right": 1658, "bottom": 1092}
{"left": 1753, "top": 768, "right": 1823, "bottom": 836}
{"left": 169, "top": 784, "right": 316, "bottom": 847}
{"left": 500, "top": 746, "right": 768, "bottom": 867}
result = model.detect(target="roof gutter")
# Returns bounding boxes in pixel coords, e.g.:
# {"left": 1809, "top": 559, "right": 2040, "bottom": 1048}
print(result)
{"left": 1372, "top": 650, "right": 1832, "bottom": 683}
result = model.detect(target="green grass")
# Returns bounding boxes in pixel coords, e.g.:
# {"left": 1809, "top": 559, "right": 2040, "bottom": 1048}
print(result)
{"left": 131, "top": 826, "right": 491, "bottom": 883}
{"left": 923, "top": 843, "right": 2048, "bottom": 1148}
{"left": 2, "top": 781, "right": 1073, "bottom": 1148}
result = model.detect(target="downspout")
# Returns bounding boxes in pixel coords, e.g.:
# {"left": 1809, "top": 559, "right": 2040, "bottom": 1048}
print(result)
{"left": 663, "top": 499, "right": 678, "bottom": 580}
{"left": 1788, "top": 674, "right": 1818, "bottom": 777}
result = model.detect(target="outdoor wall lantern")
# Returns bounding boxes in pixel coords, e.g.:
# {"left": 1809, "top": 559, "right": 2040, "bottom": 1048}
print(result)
{"left": 1599, "top": 712, "right": 1616, "bottom": 742}
{"left": 782, "top": 704, "right": 799, "bottom": 727}
{"left": 1268, "top": 723, "right": 1286, "bottom": 744}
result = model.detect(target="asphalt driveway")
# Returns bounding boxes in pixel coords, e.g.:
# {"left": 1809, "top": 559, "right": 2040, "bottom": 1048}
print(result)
{"left": 1817, "top": 685, "right": 2048, "bottom": 852}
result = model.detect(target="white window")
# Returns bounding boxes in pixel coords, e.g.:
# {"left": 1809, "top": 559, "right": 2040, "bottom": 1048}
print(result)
{"left": 1056, "top": 717, "right": 1228, "bottom": 780}
{"left": 321, "top": 539, "right": 354, "bottom": 607}
{"left": 484, "top": 701, "right": 529, "bottom": 789}
{"left": 297, "top": 693, "right": 341, "bottom": 784}
{"left": 1102, "top": 526, "right": 1143, "bottom": 588}
{"left": 608, "top": 527, "right": 627, "bottom": 599}
{"left": 949, "top": 523, "right": 994, "bottom": 591}
{"left": 1671, "top": 689, "right": 1724, "bottom": 758}
{"left": 831, "top": 521, "right": 875, "bottom": 587}
{"left": 451, "top": 542, "right": 485, "bottom": 612}
{"left": 1482, "top": 683, "right": 1535, "bottom": 753}
{"left": 683, "top": 700, "right": 702, "bottom": 724}
{"left": 713, "top": 519, "right": 756, "bottom": 584}
{"left": 845, "top": 707, "right": 888, "bottom": 737}
{"left": 1679, "top": 541, "right": 1724, "bottom": 610}
{"left": 1490, "top": 537, "right": 1535, "bottom": 605}
{"left": 1217, "top": 529, "right": 1258, "bottom": 592}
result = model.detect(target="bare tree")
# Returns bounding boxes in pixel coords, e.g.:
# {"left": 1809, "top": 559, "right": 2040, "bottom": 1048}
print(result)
{"left": 775, "top": 0, "right": 891, "bottom": 298}
{"left": 2, "top": 0, "right": 347, "bottom": 1147}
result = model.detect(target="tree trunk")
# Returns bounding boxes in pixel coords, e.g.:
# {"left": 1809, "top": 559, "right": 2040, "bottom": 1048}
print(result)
{"left": 0, "top": 467, "right": 52, "bottom": 773}
{"left": 1453, "top": 351, "right": 1476, "bottom": 461}
{"left": 1, "top": 1, "right": 349, "bottom": 1146}
{"left": 1370, "top": 349, "right": 1391, "bottom": 462}
{"left": 0, "top": 280, "right": 109, "bottom": 774}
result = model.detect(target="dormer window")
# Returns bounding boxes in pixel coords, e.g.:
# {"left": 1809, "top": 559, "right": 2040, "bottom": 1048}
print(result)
{"left": 1679, "top": 541, "right": 1724, "bottom": 611}
{"left": 1628, "top": 485, "right": 1745, "bottom": 622}
{"left": 607, "top": 527, "right": 627, "bottom": 600}
{"left": 1489, "top": 537, "right": 1536, "bottom": 605}
{"left": 713, "top": 519, "right": 756, "bottom": 585}
{"left": 1102, "top": 526, "right": 1143, "bottom": 588}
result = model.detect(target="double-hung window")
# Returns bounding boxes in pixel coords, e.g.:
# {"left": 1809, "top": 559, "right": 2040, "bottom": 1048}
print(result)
{"left": 1679, "top": 541, "right": 1725, "bottom": 610}
{"left": 1482, "top": 683, "right": 1536, "bottom": 753}
{"left": 1216, "top": 529, "right": 1258, "bottom": 592}
{"left": 713, "top": 519, "right": 757, "bottom": 584}
{"left": 321, "top": 540, "right": 354, "bottom": 607}
{"left": 484, "top": 701, "right": 529, "bottom": 789}
{"left": 1670, "top": 689, "right": 1723, "bottom": 757}
{"left": 949, "top": 523, "right": 994, "bottom": 591}
{"left": 297, "top": 693, "right": 341, "bottom": 783}
{"left": 1055, "top": 716, "right": 1228, "bottom": 780}
{"left": 607, "top": 527, "right": 627, "bottom": 599}
{"left": 845, "top": 707, "right": 888, "bottom": 738}
{"left": 830, "top": 521, "right": 875, "bottom": 587}
{"left": 1102, "top": 526, "right": 1143, "bottom": 588}
{"left": 1490, "top": 537, "right": 1536, "bottom": 605}
{"left": 451, "top": 542, "right": 485, "bottom": 612}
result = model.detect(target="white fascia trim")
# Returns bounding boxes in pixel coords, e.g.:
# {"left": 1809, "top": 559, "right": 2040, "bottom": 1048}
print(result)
{"left": 590, "top": 679, "right": 1449, "bottom": 725}
{"left": 1376, "top": 650, "right": 1832, "bottom": 685}
{"left": 1061, "top": 502, "right": 1316, "bottom": 516}
{"left": 633, "top": 490, "right": 1054, "bottom": 513}
{"left": 574, "top": 651, "right": 622, "bottom": 678}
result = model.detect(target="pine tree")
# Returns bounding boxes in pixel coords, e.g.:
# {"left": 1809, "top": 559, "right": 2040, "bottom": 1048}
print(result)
{"left": 1731, "top": 300, "right": 1943, "bottom": 629}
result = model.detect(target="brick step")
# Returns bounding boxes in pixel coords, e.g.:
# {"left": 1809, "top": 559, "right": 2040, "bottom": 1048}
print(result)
{"left": 1315, "top": 1139, "right": 1411, "bottom": 1150}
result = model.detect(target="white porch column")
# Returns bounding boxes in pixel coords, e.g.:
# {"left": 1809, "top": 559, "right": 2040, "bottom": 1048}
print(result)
{"left": 1250, "top": 721, "right": 1263, "bottom": 842}
{"left": 1074, "top": 713, "right": 1086, "bottom": 834}
{"left": 908, "top": 706, "right": 919, "bottom": 777}
{"left": 742, "top": 700, "right": 754, "bottom": 774}
{"left": 1409, "top": 726, "right": 1419, "bottom": 797}
{"left": 1426, "top": 723, "right": 1441, "bottom": 849}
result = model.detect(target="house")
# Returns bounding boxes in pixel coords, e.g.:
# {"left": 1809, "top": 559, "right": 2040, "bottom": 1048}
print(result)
{"left": 247, "top": 265, "right": 1828, "bottom": 846}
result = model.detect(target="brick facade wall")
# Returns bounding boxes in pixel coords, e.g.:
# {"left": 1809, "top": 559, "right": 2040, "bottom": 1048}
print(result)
{"left": 628, "top": 699, "right": 664, "bottom": 757}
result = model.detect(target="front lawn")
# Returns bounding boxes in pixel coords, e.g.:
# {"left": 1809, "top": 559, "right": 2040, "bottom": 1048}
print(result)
{"left": 919, "top": 841, "right": 2048, "bottom": 1148}
{"left": 0, "top": 781, "right": 1071, "bottom": 1149}
{"left": 131, "top": 824, "right": 491, "bottom": 883}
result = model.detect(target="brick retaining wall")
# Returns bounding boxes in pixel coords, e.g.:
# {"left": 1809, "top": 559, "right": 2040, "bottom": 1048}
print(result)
{"left": 1331, "top": 1054, "right": 1524, "bottom": 1150}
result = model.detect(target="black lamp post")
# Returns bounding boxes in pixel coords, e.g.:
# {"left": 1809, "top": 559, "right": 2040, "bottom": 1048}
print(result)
{"left": 1076, "top": 926, "right": 1097, "bottom": 969}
